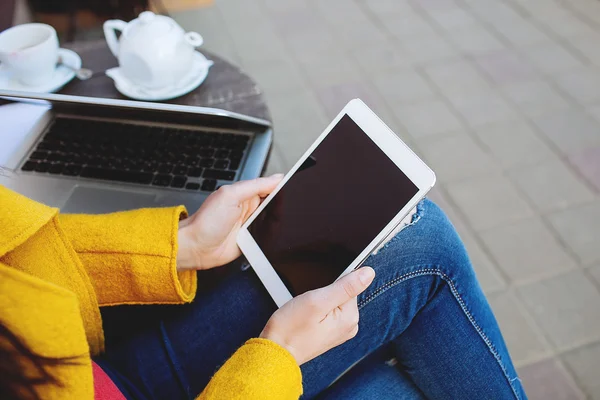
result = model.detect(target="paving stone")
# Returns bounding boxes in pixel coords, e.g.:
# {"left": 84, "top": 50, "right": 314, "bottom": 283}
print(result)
{"left": 563, "top": 342, "right": 600, "bottom": 400}
{"left": 474, "top": 49, "right": 538, "bottom": 85}
{"left": 417, "top": 133, "right": 499, "bottom": 182}
{"left": 548, "top": 201, "right": 600, "bottom": 266}
{"left": 467, "top": 0, "right": 522, "bottom": 23}
{"left": 487, "top": 16, "right": 549, "bottom": 46}
{"left": 393, "top": 100, "right": 464, "bottom": 139}
{"left": 501, "top": 81, "right": 570, "bottom": 118}
{"left": 315, "top": 82, "right": 385, "bottom": 120}
{"left": 589, "top": 104, "right": 600, "bottom": 123}
{"left": 475, "top": 120, "right": 555, "bottom": 168}
{"left": 428, "top": 8, "right": 477, "bottom": 30}
{"left": 534, "top": 12, "right": 597, "bottom": 39}
{"left": 445, "top": 175, "right": 534, "bottom": 231}
{"left": 243, "top": 58, "right": 306, "bottom": 95}
{"left": 513, "top": 0, "right": 571, "bottom": 18}
{"left": 517, "top": 271, "right": 600, "bottom": 350}
{"left": 488, "top": 291, "right": 552, "bottom": 365}
{"left": 362, "top": 0, "right": 415, "bottom": 16}
{"left": 568, "top": 35, "right": 600, "bottom": 66}
{"left": 350, "top": 43, "right": 410, "bottom": 75}
{"left": 372, "top": 69, "right": 436, "bottom": 106}
{"left": 399, "top": 35, "right": 457, "bottom": 66}
{"left": 508, "top": 159, "right": 595, "bottom": 212}
{"left": 518, "top": 358, "right": 585, "bottom": 400}
{"left": 424, "top": 59, "right": 491, "bottom": 95}
{"left": 267, "top": 89, "right": 328, "bottom": 164}
{"left": 428, "top": 188, "right": 507, "bottom": 293}
{"left": 264, "top": 143, "right": 290, "bottom": 175}
{"left": 568, "top": 146, "right": 600, "bottom": 192}
{"left": 330, "top": 19, "right": 388, "bottom": 50}
{"left": 555, "top": 67, "right": 600, "bottom": 106}
{"left": 522, "top": 42, "right": 583, "bottom": 76}
{"left": 268, "top": 4, "right": 324, "bottom": 38}
{"left": 411, "top": 0, "right": 460, "bottom": 12}
{"left": 480, "top": 218, "right": 577, "bottom": 285}
{"left": 298, "top": 52, "right": 362, "bottom": 86}
{"left": 447, "top": 24, "right": 506, "bottom": 55}
{"left": 284, "top": 27, "right": 338, "bottom": 60}
{"left": 447, "top": 91, "right": 517, "bottom": 128}
{"left": 589, "top": 265, "right": 600, "bottom": 287}
{"left": 380, "top": 12, "right": 438, "bottom": 39}
{"left": 532, "top": 109, "right": 600, "bottom": 154}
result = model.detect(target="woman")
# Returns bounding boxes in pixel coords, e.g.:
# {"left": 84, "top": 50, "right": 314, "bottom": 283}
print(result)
{"left": 0, "top": 175, "right": 527, "bottom": 399}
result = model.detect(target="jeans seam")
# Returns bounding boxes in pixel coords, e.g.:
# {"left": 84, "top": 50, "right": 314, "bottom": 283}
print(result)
{"left": 358, "top": 268, "right": 522, "bottom": 400}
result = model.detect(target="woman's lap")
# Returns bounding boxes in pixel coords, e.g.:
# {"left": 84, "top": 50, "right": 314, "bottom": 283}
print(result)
{"left": 97, "top": 199, "right": 526, "bottom": 400}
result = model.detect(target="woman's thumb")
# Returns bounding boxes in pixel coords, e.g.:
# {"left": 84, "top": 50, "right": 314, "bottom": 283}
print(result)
{"left": 325, "top": 267, "right": 375, "bottom": 307}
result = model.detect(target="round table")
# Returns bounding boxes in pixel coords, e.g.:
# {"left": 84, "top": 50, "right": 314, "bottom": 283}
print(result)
{"left": 60, "top": 40, "right": 272, "bottom": 122}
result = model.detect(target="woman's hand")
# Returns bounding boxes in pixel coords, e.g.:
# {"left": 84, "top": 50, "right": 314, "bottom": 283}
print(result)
{"left": 177, "top": 174, "right": 283, "bottom": 270}
{"left": 260, "top": 267, "right": 375, "bottom": 365}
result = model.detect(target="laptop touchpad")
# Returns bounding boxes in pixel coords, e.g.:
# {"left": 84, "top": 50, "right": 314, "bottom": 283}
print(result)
{"left": 62, "top": 186, "right": 157, "bottom": 214}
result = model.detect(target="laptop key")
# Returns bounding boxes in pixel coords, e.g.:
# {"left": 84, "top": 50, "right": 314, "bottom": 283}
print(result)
{"left": 199, "top": 158, "right": 214, "bottom": 168}
{"left": 173, "top": 165, "right": 188, "bottom": 175}
{"left": 21, "top": 161, "right": 37, "bottom": 171}
{"left": 203, "top": 169, "right": 235, "bottom": 181}
{"left": 171, "top": 175, "right": 187, "bottom": 188}
{"left": 185, "top": 182, "right": 200, "bottom": 190}
{"left": 62, "top": 164, "right": 82, "bottom": 176}
{"left": 81, "top": 167, "right": 154, "bottom": 184}
{"left": 188, "top": 167, "right": 203, "bottom": 177}
{"left": 214, "top": 160, "right": 229, "bottom": 170}
{"left": 48, "top": 164, "right": 64, "bottom": 174}
{"left": 152, "top": 174, "right": 172, "bottom": 186}
{"left": 34, "top": 162, "right": 51, "bottom": 172}
{"left": 201, "top": 179, "right": 217, "bottom": 192}
{"left": 30, "top": 151, "right": 48, "bottom": 160}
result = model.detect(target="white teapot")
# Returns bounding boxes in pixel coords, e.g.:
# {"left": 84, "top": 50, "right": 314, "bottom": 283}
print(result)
{"left": 103, "top": 11, "right": 203, "bottom": 89}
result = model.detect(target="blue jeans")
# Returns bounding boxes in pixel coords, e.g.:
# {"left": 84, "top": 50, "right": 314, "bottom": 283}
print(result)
{"left": 96, "top": 199, "right": 527, "bottom": 399}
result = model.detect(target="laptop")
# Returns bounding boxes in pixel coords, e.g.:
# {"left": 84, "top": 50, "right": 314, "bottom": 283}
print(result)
{"left": 0, "top": 90, "right": 272, "bottom": 214}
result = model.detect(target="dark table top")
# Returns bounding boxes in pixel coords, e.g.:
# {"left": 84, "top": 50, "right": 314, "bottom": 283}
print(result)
{"left": 60, "top": 40, "right": 271, "bottom": 122}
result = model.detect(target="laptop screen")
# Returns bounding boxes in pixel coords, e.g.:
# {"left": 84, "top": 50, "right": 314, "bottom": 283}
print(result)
{"left": 0, "top": 91, "right": 269, "bottom": 132}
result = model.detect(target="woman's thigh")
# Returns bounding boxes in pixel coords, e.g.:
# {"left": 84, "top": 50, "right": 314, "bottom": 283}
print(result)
{"left": 301, "top": 199, "right": 526, "bottom": 399}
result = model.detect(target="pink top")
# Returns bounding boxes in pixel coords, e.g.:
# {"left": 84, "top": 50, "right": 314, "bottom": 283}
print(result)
{"left": 92, "top": 361, "right": 127, "bottom": 400}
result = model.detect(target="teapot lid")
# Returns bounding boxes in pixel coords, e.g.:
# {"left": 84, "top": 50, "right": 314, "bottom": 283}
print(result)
{"left": 130, "top": 11, "right": 175, "bottom": 36}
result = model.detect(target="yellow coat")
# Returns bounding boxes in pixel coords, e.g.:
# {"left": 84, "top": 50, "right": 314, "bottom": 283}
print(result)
{"left": 0, "top": 185, "right": 302, "bottom": 399}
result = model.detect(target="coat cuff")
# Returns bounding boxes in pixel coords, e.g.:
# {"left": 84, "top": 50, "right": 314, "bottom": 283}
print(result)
{"left": 59, "top": 206, "right": 196, "bottom": 306}
{"left": 198, "top": 338, "right": 303, "bottom": 400}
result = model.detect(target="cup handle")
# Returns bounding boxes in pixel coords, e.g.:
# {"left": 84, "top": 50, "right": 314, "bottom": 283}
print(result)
{"left": 103, "top": 20, "right": 128, "bottom": 58}
{"left": 184, "top": 32, "right": 204, "bottom": 47}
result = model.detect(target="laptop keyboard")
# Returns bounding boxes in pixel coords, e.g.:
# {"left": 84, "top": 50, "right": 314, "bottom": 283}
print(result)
{"left": 20, "top": 118, "right": 251, "bottom": 192}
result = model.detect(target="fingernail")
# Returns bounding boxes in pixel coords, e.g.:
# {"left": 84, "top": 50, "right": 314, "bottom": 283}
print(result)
{"left": 271, "top": 173, "right": 284, "bottom": 179}
{"left": 358, "top": 267, "right": 375, "bottom": 285}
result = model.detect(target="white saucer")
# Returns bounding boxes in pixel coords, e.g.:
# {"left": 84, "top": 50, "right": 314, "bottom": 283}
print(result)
{"left": 0, "top": 48, "right": 81, "bottom": 93}
{"left": 105, "top": 51, "right": 214, "bottom": 101}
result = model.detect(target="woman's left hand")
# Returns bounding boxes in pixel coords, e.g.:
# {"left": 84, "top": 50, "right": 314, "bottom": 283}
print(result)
{"left": 176, "top": 174, "right": 283, "bottom": 271}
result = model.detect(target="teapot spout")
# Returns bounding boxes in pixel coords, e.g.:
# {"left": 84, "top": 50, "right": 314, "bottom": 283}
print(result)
{"left": 184, "top": 32, "right": 204, "bottom": 47}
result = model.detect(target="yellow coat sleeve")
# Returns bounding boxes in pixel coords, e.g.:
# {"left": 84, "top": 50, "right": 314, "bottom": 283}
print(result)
{"left": 59, "top": 207, "right": 197, "bottom": 306}
{"left": 198, "top": 339, "right": 303, "bottom": 400}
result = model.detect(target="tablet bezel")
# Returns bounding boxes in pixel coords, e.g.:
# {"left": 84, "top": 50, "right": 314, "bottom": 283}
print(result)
{"left": 237, "top": 99, "right": 436, "bottom": 307}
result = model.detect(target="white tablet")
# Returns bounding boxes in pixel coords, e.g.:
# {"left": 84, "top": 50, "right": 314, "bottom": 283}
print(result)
{"left": 237, "top": 99, "right": 436, "bottom": 307}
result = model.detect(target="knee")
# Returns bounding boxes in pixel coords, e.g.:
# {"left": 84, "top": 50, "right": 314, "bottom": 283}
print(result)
{"left": 376, "top": 198, "right": 475, "bottom": 282}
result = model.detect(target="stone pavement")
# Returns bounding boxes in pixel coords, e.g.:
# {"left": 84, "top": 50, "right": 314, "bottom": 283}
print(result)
{"left": 172, "top": 0, "right": 600, "bottom": 398}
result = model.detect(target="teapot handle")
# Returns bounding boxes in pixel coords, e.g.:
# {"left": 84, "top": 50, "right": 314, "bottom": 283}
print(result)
{"left": 103, "top": 19, "right": 128, "bottom": 57}
{"left": 184, "top": 32, "right": 204, "bottom": 47}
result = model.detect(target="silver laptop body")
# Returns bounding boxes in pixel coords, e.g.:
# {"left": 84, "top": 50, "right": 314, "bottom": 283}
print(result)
{"left": 0, "top": 90, "right": 272, "bottom": 214}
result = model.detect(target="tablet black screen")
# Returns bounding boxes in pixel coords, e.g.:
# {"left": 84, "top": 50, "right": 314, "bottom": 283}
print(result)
{"left": 248, "top": 114, "right": 418, "bottom": 296}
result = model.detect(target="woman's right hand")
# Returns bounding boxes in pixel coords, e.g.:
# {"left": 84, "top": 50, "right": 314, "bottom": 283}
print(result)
{"left": 259, "top": 267, "right": 375, "bottom": 365}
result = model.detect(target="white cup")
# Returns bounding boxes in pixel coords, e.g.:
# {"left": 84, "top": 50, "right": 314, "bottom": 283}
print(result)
{"left": 0, "top": 23, "right": 59, "bottom": 86}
